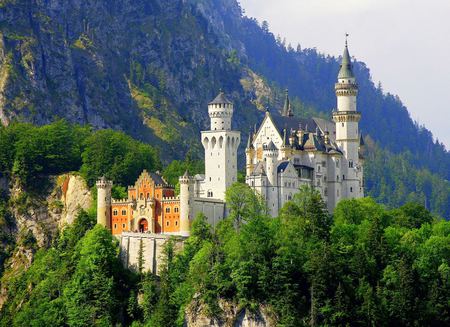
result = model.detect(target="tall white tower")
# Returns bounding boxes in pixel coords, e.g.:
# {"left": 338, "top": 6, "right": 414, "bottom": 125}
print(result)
{"left": 179, "top": 171, "right": 193, "bottom": 236}
{"left": 201, "top": 91, "right": 240, "bottom": 200}
{"left": 332, "top": 38, "right": 363, "bottom": 198}
{"left": 96, "top": 176, "right": 112, "bottom": 229}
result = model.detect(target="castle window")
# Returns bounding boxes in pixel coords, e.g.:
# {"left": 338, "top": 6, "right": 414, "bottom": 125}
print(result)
{"left": 147, "top": 193, "right": 150, "bottom": 199}
{"left": 166, "top": 221, "right": 170, "bottom": 226}
{"left": 114, "top": 224, "right": 117, "bottom": 229}
{"left": 337, "top": 175, "right": 339, "bottom": 182}
{"left": 175, "top": 221, "right": 178, "bottom": 226}
{"left": 350, "top": 187, "right": 353, "bottom": 193}
{"left": 343, "top": 175, "right": 345, "bottom": 180}
{"left": 165, "top": 207, "right": 170, "bottom": 213}
{"left": 140, "top": 193, "right": 143, "bottom": 200}
{"left": 342, "top": 123, "right": 344, "bottom": 127}
{"left": 121, "top": 209, "right": 127, "bottom": 215}
{"left": 122, "top": 223, "right": 125, "bottom": 229}
{"left": 174, "top": 207, "right": 179, "bottom": 213}
{"left": 349, "top": 161, "right": 354, "bottom": 168}
{"left": 113, "top": 209, "right": 118, "bottom": 216}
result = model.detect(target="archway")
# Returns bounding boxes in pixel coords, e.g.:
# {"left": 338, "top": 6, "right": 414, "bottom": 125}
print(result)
{"left": 139, "top": 218, "right": 148, "bottom": 233}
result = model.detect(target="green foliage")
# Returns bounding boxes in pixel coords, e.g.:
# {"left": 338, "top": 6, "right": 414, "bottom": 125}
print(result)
{"left": 162, "top": 158, "right": 204, "bottom": 187}
{"left": 0, "top": 121, "right": 161, "bottom": 191}
{"left": 0, "top": 210, "right": 135, "bottom": 326}
{"left": 80, "top": 129, "right": 161, "bottom": 187}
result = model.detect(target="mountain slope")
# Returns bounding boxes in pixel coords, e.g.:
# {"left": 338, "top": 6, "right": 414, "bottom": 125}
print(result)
{"left": 0, "top": 0, "right": 448, "bottom": 217}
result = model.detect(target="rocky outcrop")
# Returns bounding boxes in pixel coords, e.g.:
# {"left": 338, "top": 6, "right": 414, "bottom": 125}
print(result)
{"left": 185, "top": 300, "right": 274, "bottom": 327}
{"left": 9, "top": 173, "right": 91, "bottom": 247}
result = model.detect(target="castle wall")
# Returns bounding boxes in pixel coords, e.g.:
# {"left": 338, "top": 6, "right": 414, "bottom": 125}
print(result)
{"left": 192, "top": 198, "right": 226, "bottom": 228}
{"left": 119, "top": 232, "right": 185, "bottom": 274}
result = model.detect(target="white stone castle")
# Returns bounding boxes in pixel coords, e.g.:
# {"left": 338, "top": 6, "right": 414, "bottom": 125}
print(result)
{"left": 97, "top": 41, "right": 364, "bottom": 238}
{"left": 179, "top": 41, "right": 364, "bottom": 227}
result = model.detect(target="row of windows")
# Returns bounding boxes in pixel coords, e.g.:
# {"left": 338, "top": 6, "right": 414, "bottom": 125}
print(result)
{"left": 165, "top": 207, "right": 179, "bottom": 213}
{"left": 113, "top": 209, "right": 128, "bottom": 216}
{"left": 113, "top": 223, "right": 126, "bottom": 229}
{"left": 165, "top": 220, "right": 179, "bottom": 227}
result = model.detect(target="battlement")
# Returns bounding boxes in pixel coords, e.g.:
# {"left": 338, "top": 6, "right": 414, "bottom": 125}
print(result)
{"left": 112, "top": 198, "right": 131, "bottom": 204}
{"left": 96, "top": 177, "right": 112, "bottom": 188}
{"left": 161, "top": 196, "right": 180, "bottom": 202}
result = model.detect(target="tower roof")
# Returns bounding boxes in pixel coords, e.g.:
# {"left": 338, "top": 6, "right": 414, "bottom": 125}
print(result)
{"left": 246, "top": 132, "right": 254, "bottom": 149}
{"left": 338, "top": 39, "right": 355, "bottom": 79}
{"left": 282, "top": 89, "right": 293, "bottom": 117}
{"left": 209, "top": 91, "right": 233, "bottom": 105}
{"left": 265, "top": 141, "right": 277, "bottom": 151}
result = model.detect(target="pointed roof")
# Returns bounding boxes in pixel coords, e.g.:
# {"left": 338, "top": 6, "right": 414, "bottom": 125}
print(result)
{"left": 359, "top": 133, "right": 365, "bottom": 146}
{"left": 209, "top": 91, "right": 232, "bottom": 105}
{"left": 338, "top": 40, "right": 355, "bottom": 79}
{"left": 246, "top": 132, "right": 254, "bottom": 149}
{"left": 265, "top": 141, "right": 277, "bottom": 151}
{"left": 282, "top": 89, "right": 293, "bottom": 117}
{"left": 281, "top": 129, "right": 289, "bottom": 147}
{"left": 182, "top": 170, "right": 189, "bottom": 178}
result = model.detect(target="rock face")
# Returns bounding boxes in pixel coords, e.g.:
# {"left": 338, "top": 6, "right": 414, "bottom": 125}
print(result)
{"left": 0, "top": 0, "right": 261, "bottom": 160}
{"left": 10, "top": 173, "right": 91, "bottom": 247}
{"left": 185, "top": 300, "right": 273, "bottom": 327}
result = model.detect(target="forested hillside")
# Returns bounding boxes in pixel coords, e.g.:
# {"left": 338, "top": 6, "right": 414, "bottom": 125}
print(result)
{"left": 0, "top": 0, "right": 449, "bottom": 216}
{"left": 1, "top": 185, "right": 449, "bottom": 326}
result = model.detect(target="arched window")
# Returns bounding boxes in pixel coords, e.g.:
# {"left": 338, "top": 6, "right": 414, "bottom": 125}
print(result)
{"left": 122, "top": 223, "right": 126, "bottom": 229}
{"left": 350, "top": 187, "right": 353, "bottom": 193}
{"left": 165, "top": 207, "right": 170, "bottom": 213}
{"left": 113, "top": 209, "right": 118, "bottom": 216}
{"left": 114, "top": 224, "right": 117, "bottom": 229}
{"left": 121, "top": 209, "right": 127, "bottom": 215}
{"left": 140, "top": 193, "right": 144, "bottom": 200}
{"left": 174, "top": 207, "right": 179, "bottom": 213}
{"left": 166, "top": 221, "right": 170, "bottom": 226}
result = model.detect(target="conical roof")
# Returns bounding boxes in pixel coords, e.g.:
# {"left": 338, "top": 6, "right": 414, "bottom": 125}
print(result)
{"left": 265, "top": 141, "right": 277, "bottom": 151}
{"left": 338, "top": 42, "right": 355, "bottom": 79}
{"left": 209, "top": 91, "right": 233, "bottom": 105}
{"left": 246, "top": 132, "right": 254, "bottom": 149}
{"left": 282, "top": 89, "right": 293, "bottom": 117}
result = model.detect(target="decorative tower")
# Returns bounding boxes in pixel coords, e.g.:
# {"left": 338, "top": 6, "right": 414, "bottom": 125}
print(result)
{"left": 245, "top": 132, "right": 255, "bottom": 176}
{"left": 282, "top": 89, "right": 294, "bottom": 117}
{"left": 96, "top": 177, "right": 112, "bottom": 229}
{"left": 332, "top": 37, "right": 362, "bottom": 198}
{"left": 179, "top": 171, "right": 193, "bottom": 236}
{"left": 201, "top": 91, "right": 241, "bottom": 200}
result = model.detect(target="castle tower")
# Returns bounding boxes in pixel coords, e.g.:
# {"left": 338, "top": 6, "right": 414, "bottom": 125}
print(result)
{"left": 179, "top": 171, "right": 193, "bottom": 236}
{"left": 96, "top": 177, "right": 112, "bottom": 229}
{"left": 201, "top": 91, "right": 241, "bottom": 200}
{"left": 332, "top": 38, "right": 362, "bottom": 198}
{"left": 245, "top": 132, "right": 255, "bottom": 176}
{"left": 263, "top": 141, "right": 278, "bottom": 186}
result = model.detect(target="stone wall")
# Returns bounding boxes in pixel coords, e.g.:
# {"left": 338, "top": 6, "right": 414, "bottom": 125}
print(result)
{"left": 119, "top": 232, "right": 185, "bottom": 275}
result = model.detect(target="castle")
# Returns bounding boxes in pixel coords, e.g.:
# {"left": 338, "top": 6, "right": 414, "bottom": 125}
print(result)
{"left": 97, "top": 41, "right": 364, "bottom": 235}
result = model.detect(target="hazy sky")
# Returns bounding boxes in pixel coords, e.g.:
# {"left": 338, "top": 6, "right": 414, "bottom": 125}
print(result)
{"left": 240, "top": 0, "right": 450, "bottom": 149}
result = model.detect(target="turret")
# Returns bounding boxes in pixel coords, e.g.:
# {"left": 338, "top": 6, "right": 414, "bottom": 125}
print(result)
{"left": 202, "top": 91, "right": 240, "bottom": 200}
{"left": 208, "top": 91, "right": 233, "bottom": 131}
{"left": 282, "top": 89, "right": 293, "bottom": 117}
{"left": 263, "top": 141, "right": 278, "bottom": 186}
{"left": 245, "top": 132, "right": 255, "bottom": 176}
{"left": 280, "top": 129, "right": 291, "bottom": 159}
{"left": 179, "top": 171, "right": 193, "bottom": 236}
{"left": 332, "top": 36, "right": 362, "bottom": 199}
{"left": 96, "top": 177, "right": 112, "bottom": 229}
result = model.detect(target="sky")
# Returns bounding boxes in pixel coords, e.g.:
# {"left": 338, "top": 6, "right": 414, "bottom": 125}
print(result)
{"left": 239, "top": 0, "right": 450, "bottom": 149}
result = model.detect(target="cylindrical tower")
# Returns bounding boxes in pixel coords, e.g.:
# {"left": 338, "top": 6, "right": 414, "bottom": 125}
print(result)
{"left": 96, "top": 177, "right": 112, "bottom": 229}
{"left": 263, "top": 141, "right": 279, "bottom": 186}
{"left": 332, "top": 39, "right": 361, "bottom": 163}
{"left": 245, "top": 132, "right": 255, "bottom": 176}
{"left": 179, "top": 171, "right": 192, "bottom": 236}
{"left": 208, "top": 91, "right": 233, "bottom": 131}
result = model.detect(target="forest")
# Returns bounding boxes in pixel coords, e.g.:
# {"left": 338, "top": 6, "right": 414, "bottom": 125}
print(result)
{"left": 0, "top": 184, "right": 448, "bottom": 326}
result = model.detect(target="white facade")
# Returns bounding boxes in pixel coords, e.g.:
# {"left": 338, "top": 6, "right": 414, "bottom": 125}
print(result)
{"left": 179, "top": 92, "right": 241, "bottom": 234}
{"left": 245, "top": 42, "right": 364, "bottom": 214}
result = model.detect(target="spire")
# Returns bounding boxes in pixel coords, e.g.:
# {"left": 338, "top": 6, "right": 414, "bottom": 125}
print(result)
{"left": 282, "top": 89, "right": 294, "bottom": 117}
{"left": 282, "top": 128, "right": 289, "bottom": 147}
{"left": 338, "top": 34, "right": 355, "bottom": 79}
{"left": 246, "top": 131, "right": 254, "bottom": 149}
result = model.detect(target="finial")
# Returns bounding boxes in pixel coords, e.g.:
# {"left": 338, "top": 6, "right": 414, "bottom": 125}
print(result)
{"left": 345, "top": 33, "right": 349, "bottom": 47}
